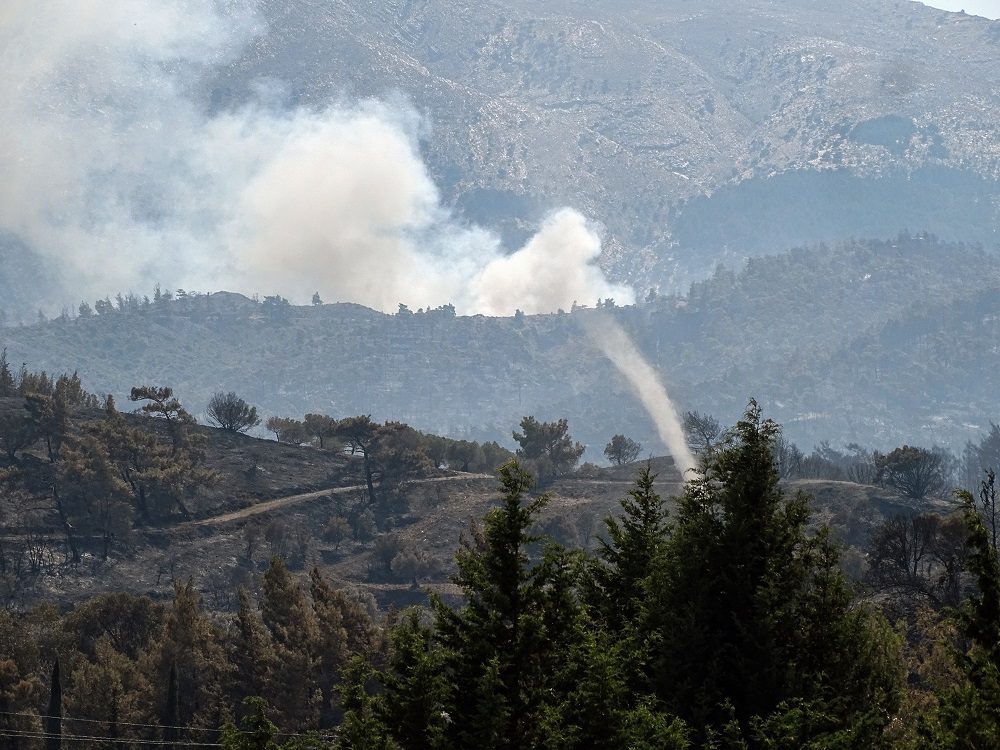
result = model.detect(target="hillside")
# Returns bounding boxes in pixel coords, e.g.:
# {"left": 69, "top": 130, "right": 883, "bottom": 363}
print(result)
{"left": 4, "top": 234, "right": 1000, "bottom": 454}
{"left": 2, "top": 393, "right": 937, "bottom": 614}
{"left": 218, "top": 0, "right": 1000, "bottom": 275}
{"left": 0, "top": 390, "right": 685, "bottom": 609}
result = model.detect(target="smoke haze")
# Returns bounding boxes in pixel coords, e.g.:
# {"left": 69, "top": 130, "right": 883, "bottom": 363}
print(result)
{"left": 582, "top": 313, "right": 698, "bottom": 477}
{"left": 0, "top": 1, "right": 632, "bottom": 315}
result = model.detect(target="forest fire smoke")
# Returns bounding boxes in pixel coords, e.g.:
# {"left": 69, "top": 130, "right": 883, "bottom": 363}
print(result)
{"left": 0, "top": 0, "right": 631, "bottom": 315}
{"left": 582, "top": 313, "right": 697, "bottom": 477}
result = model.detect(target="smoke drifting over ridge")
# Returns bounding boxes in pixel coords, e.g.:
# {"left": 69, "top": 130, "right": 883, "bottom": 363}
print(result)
{"left": 0, "top": 1, "right": 632, "bottom": 316}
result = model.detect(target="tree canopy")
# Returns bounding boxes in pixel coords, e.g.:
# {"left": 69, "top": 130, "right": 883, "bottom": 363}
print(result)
{"left": 512, "top": 416, "right": 585, "bottom": 483}
{"left": 207, "top": 392, "right": 261, "bottom": 433}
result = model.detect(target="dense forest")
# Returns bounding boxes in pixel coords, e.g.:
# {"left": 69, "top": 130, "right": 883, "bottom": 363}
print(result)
{"left": 1, "top": 355, "right": 1000, "bottom": 747}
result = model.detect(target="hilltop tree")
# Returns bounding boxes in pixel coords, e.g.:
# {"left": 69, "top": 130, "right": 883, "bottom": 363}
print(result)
{"left": 334, "top": 417, "right": 429, "bottom": 516}
{"left": 0, "top": 350, "right": 14, "bottom": 397}
{"left": 336, "top": 416, "right": 381, "bottom": 502}
{"left": 265, "top": 417, "right": 307, "bottom": 445}
{"left": 303, "top": 414, "right": 339, "bottom": 450}
{"left": 207, "top": 392, "right": 261, "bottom": 433}
{"left": 129, "top": 386, "right": 196, "bottom": 452}
{"left": 604, "top": 434, "right": 642, "bottom": 466}
{"left": 876, "top": 445, "right": 950, "bottom": 500}
{"left": 512, "top": 417, "right": 584, "bottom": 483}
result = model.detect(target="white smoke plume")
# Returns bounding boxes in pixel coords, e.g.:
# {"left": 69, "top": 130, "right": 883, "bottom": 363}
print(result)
{"left": 0, "top": 1, "right": 632, "bottom": 316}
{"left": 581, "top": 313, "right": 698, "bottom": 477}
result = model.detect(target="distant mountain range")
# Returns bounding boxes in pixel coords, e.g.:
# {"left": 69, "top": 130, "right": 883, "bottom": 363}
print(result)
{"left": 3, "top": 0, "right": 1000, "bottom": 315}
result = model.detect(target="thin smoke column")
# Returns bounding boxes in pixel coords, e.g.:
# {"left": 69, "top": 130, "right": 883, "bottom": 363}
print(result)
{"left": 582, "top": 313, "right": 697, "bottom": 477}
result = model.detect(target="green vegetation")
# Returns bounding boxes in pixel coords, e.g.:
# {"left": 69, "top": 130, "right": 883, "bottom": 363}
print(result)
{"left": 2, "top": 359, "right": 1000, "bottom": 748}
{"left": 9, "top": 235, "right": 1000, "bottom": 457}
{"left": 603, "top": 433, "right": 642, "bottom": 465}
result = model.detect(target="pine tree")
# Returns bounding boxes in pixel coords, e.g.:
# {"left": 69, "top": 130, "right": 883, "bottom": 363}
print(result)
{"left": 259, "top": 558, "right": 322, "bottom": 730}
{"left": 163, "top": 662, "right": 179, "bottom": 750}
{"left": 646, "top": 401, "right": 902, "bottom": 746}
{"left": 423, "top": 460, "right": 631, "bottom": 748}
{"left": 145, "top": 580, "right": 230, "bottom": 736}
{"left": 377, "top": 610, "right": 450, "bottom": 750}
{"left": 586, "top": 464, "right": 670, "bottom": 638}
{"left": 308, "top": 569, "right": 378, "bottom": 726}
{"left": 335, "top": 658, "right": 397, "bottom": 750}
{"left": 229, "top": 588, "right": 277, "bottom": 707}
{"left": 918, "top": 477, "right": 1000, "bottom": 747}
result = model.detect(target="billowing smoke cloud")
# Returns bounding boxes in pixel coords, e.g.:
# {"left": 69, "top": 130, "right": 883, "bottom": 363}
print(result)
{"left": 0, "top": 1, "right": 632, "bottom": 315}
{"left": 581, "top": 313, "right": 697, "bottom": 477}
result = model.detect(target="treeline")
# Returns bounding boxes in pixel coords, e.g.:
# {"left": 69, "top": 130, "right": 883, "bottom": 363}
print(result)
{"left": 0, "top": 363, "right": 516, "bottom": 607}
{"left": 264, "top": 413, "right": 512, "bottom": 476}
{"left": 0, "top": 383, "right": 213, "bottom": 588}
{"left": 3, "top": 404, "right": 1000, "bottom": 747}
{"left": 683, "top": 408, "right": 1000, "bottom": 500}
{"left": 0, "top": 562, "right": 380, "bottom": 748}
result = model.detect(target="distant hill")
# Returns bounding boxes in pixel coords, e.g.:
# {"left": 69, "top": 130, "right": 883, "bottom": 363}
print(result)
{"left": 4, "top": 234, "right": 1000, "bottom": 454}
{"left": 0, "top": 391, "right": 926, "bottom": 612}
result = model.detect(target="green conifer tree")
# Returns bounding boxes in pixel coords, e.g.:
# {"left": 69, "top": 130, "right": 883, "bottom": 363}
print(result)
{"left": 918, "top": 477, "right": 1000, "bottom": 747}
{"left": 646, "top": 401, "right": 902, "bottom": 746}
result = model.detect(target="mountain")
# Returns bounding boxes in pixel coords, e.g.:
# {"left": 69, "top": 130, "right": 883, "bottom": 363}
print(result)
{"left": 209, "top": 0, "right": 1000, "bottom": 282}
{"left": 4, "top": 234, "right": 999, "bottom": 454}
{"left": 3, "top": 0, "right": 1000, "bottom": 317}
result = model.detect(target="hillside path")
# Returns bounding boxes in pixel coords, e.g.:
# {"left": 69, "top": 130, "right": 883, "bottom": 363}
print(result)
{"left": 181, "top": 474, "right": 492, "bottom": 530}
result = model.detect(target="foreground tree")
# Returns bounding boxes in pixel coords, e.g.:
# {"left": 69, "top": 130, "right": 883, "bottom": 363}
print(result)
{"left": 586, "top": 465, "right": 669, "bottom": 638}
{"left": 647, "top": 401, "right": 903, "bottom": 746}
{"left": 918, "top": 474, "right": 1000, "bottom": 747}
{"left": 207, "top": 392, "right": 261, "bottom": 433}
{"left": 603, "top": 434, "right": 642, "bottom": 466}
{"left": 364, "top": 461, "right": 687, "bottom": 749}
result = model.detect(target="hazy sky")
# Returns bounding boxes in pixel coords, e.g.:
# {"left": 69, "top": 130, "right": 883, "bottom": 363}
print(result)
{"left": 920, "top": 0, "right": 1000, "bottom": 18}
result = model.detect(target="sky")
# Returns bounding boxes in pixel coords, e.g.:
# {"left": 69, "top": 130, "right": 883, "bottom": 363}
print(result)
{"left": 920, "top": 0, "right": 1000, "bottom": 18}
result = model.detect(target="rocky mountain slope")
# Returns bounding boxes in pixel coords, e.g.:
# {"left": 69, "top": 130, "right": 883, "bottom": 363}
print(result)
{"left": 3, "top": 0, "right": 1000, "bottom": 318}
{"left": 212, "top": 0, "right": 1000, "bottom": 282}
